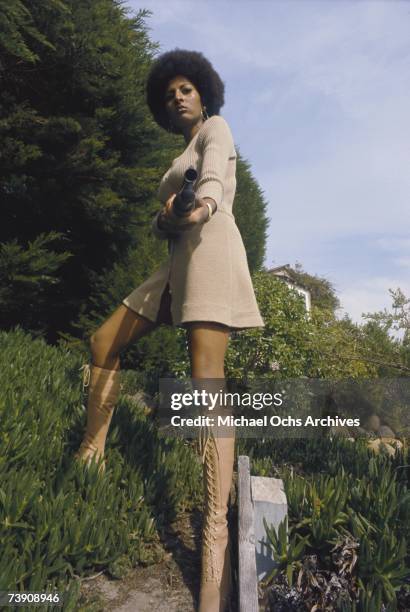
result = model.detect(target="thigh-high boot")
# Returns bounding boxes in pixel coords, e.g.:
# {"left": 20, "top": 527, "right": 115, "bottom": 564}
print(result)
{"left": 198, "top": 425, "right": 234, "bottom": 612}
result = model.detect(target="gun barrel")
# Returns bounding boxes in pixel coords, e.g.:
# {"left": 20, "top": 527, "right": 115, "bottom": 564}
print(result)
{"left": 173, "top": 167, "right": 198, "bottom": 216}
{"left": 183, "top": 167, "right": 197, "bottom": 183}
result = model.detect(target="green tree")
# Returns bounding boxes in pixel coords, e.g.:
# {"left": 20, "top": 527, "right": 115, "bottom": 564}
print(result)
{"left": 0, "top": 232, "right": 72, "bottom": 336}
{"left": 234, "top": 151, "right": 269, "bottom": 272}
{"left": 0, "top": 0, "right": 57, "bottom": 64}
{"left": 290, "top": 262, "right": 340, "bottom": 314}
{"left": 0, "top": 0, "right": 175, "bottom": 339}
{"left": 360, "top": 288, "right": 410, "bottom": 375}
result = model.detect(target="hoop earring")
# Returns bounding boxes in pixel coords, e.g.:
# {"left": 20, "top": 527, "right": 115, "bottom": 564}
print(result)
{"left": 201, "top": 106, "right": 209, "bottom": 121}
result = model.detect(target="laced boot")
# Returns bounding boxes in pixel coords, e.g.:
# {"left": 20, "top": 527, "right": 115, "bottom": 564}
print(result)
{"left": 74, "top": 363, "right": 121, "bottom": 473}
{"left": 198, "top": 426, "right": 235, "bottom": 612}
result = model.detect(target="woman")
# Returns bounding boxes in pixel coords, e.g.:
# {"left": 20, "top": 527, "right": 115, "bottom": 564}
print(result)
{"left": 75, "top": 49, "right": 264, "bottom": 612}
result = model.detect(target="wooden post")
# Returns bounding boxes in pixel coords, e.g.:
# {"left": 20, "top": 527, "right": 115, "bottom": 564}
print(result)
{"left": 238, "top": 455, "right": 259, "bottom": 612}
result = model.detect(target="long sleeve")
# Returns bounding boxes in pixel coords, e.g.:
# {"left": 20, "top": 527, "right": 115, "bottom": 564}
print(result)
{"left": 195, "top": 116, "right": 235, "bottom": 207}
{"left": 151, "top": 210, "right": 169, "bottom": 240}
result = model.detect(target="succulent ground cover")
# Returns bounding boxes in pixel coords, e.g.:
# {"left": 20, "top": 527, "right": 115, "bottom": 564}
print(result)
{"left": 2, "top": 328, "right": 409, "bottom": 610}
{"left": 243, "top": 437, "right": 410, "bottom": 611}
{"left": 0, "top": 328, "right": 203, "bottom": 609}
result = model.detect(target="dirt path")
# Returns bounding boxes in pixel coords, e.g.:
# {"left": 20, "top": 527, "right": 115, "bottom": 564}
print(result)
{"left": 81, "top": 559, "right": 196, "bottom": 611}
{"left": 80, "top": 508, "right": 239, "bottom": 611}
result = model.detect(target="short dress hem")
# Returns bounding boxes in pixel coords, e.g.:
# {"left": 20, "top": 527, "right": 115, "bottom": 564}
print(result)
{"left": 122, "top": 295, "right": 265, "bottom": 331}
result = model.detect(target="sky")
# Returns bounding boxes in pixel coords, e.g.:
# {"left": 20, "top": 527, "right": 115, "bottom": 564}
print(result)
{"left": 127, "top": 0, "right": 410, "bottom": 325}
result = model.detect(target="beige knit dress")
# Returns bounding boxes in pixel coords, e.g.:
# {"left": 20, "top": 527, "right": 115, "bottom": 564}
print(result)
{"left": 122, "top": 115, "right": 265, "bottom": 330}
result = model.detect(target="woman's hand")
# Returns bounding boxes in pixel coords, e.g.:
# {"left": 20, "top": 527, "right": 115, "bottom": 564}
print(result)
{"left": 157, "top": 194, "right": 214, "bottom": 233}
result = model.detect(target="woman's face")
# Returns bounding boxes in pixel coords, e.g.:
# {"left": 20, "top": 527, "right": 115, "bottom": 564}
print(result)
{"left": 164, "top": 75, "right": 203, "bottom": 131}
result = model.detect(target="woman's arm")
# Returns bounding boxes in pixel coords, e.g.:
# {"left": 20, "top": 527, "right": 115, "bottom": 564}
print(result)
{"left": 195, "top": 115, "right": 235, "bottom": 209}
{"left": 153, "top": 117, "right": 231, "bottom": 236}
{"left": 151, "top": 209, "right": 169, "bottom": 240}
{"left": 202, "top": 196, "right": 217, "bottom": 215}
{"left": 154, "top": 193, "right": 214, "bottom": 234}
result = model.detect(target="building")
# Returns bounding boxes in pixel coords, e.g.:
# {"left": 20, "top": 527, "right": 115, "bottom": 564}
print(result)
{"left": 267, "top": 264, "right": 312, "bottom": 313}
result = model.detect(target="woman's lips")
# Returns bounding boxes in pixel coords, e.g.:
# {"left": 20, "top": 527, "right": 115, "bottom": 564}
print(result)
{"left": 176, "top": 107, "right": 188, "bottom": 114}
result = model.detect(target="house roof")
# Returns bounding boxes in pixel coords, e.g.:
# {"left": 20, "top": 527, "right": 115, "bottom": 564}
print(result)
{"left": 267, "top": 264, "right": 309, "bottom": 292}
{"left": 267, "top": 264, "right": 294, "bottom": 281}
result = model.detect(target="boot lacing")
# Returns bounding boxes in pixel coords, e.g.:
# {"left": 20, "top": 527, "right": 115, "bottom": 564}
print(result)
{"left": 78, "top": 364, "right": 95, "bottom": 454}
{"left": 80, "top": 363, "right": 91, "bottom": 391}
{"left": 201, "top": 429, "right": 224, "bottom": 584}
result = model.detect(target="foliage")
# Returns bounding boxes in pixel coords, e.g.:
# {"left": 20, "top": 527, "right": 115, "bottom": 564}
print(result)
{"left": 0, "top": 328, "right": 202, "bottom": 599}
{"left": 0, "top": 231, "right": 72, "bottom": 336}
{"left": 226, "top": 271, "right": 410, "bottom": 385}
{"left": 0, "top": 0, "right": 60, "bottom": 64}
{"left": 225, "top": 272, "right": 311, "bottom": 378}
{"left": 234, "top": 152, "right": 269, "bottom": 272}
{"left": 363, "top": 288, "right": 410, "bottom": 341}
{"left": 290, "top": 261, "right": 341, "bottom": 314}
{"left": 0, "top": 0, "right": 168, "bottom": 340}
{"left": 251, "top": 437, "right": 410, "bottom": 611}
{"left": 361, "top": 288, "right": 410, "bottom": 375}
{"left": 263, "top": 516, "right": 309, "bottom": 586}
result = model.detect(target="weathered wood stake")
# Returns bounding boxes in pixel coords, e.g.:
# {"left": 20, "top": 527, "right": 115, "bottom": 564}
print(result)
{"left": 238, "top": 455, "right": 259, "bottom": 612}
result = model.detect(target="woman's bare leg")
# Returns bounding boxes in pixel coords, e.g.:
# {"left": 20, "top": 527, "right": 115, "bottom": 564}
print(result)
{"left": 77, "top": 285, "right": 173, "bottom": 466}
{"left": 90, "top": 282, "right": 173, "bottom": 368}
{"left": 90, "top": 305, "right": 158, "bottom": 369}
{"left": 186, "top": 322, "right": 233, "bottom": 612}
{"left": 186, "top": 322, "right": 230, "bottom": 378}
{"left": 76, "top": 306, "right": 158, "bottom": 467}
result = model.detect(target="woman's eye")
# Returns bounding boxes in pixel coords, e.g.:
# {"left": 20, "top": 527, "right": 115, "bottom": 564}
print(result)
{"left": 165, "top": 86, "right": 192, "bottom": 101}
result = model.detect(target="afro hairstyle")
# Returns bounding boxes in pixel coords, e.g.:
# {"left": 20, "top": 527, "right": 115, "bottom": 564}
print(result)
{"left": 146, "top": 48, "right": 225, "bottom": 133}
